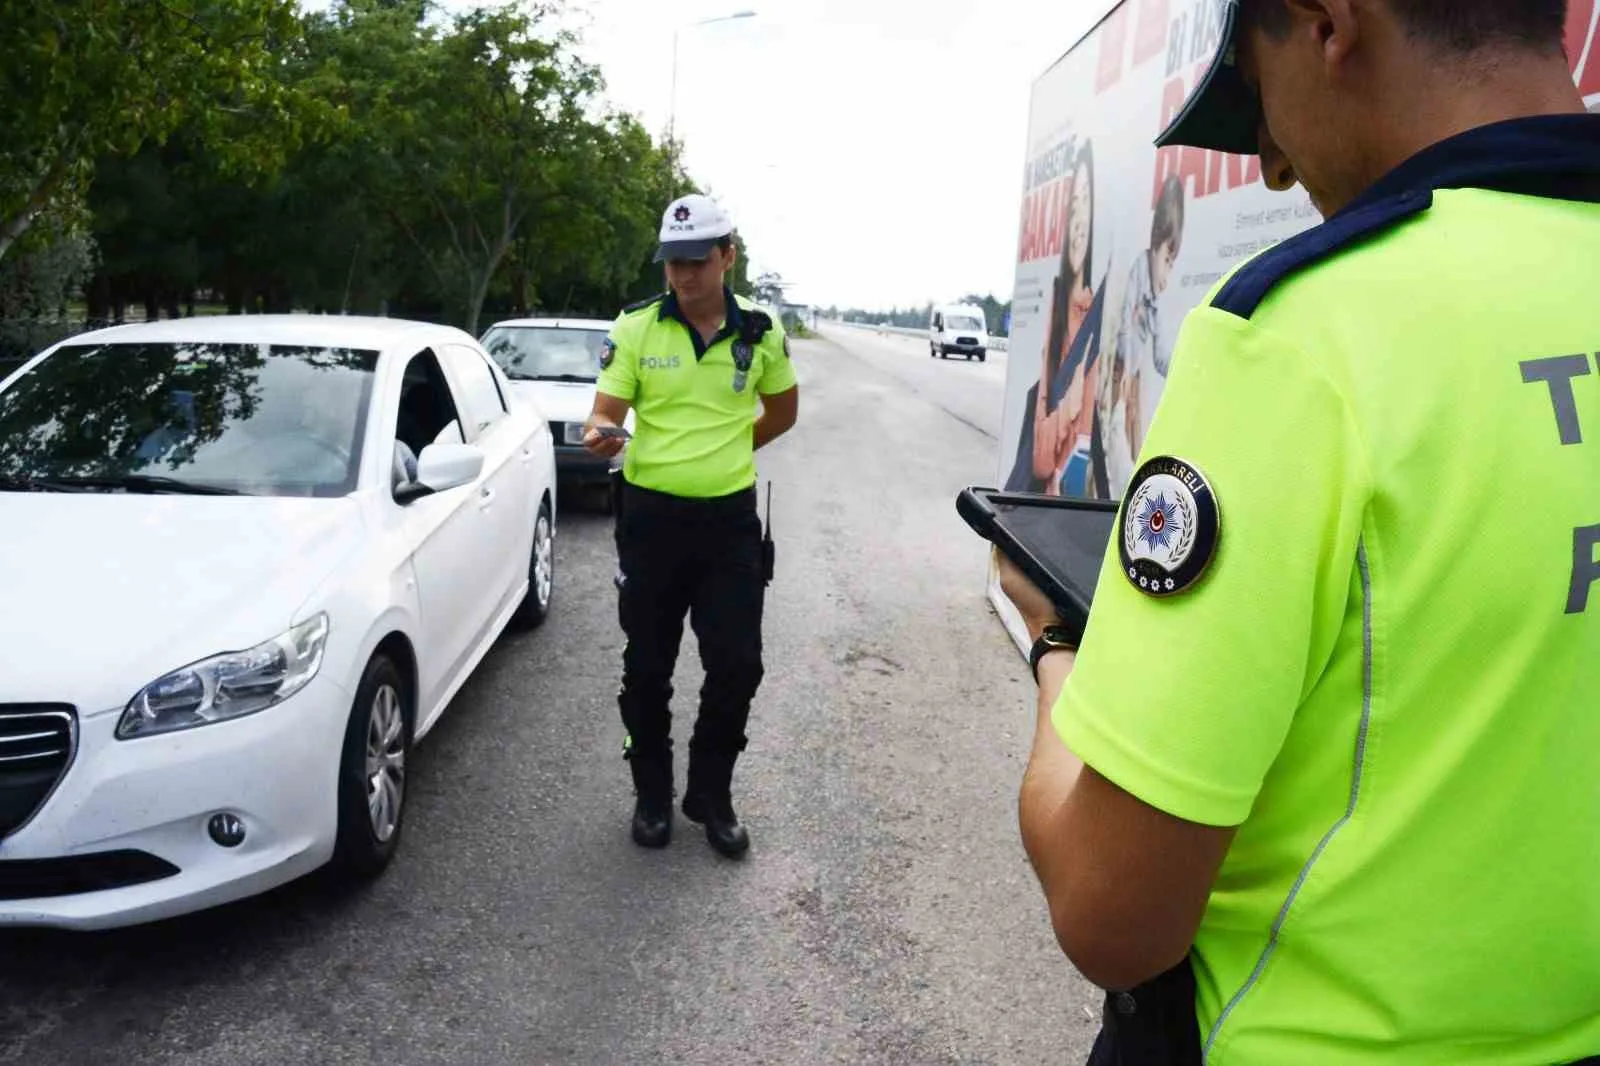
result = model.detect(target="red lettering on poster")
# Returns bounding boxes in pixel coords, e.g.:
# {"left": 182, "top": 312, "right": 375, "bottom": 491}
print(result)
{"left": 1019, "top": 192, "right": 1035, "bottom": 263}
{"left": 1568, "top": 0, "right": 1600, "bottom": 99}
{"left": 1043, "top": 179, "right": 1062, "bottom": 260}
{"left": 1048, "top": 179, "right": 1067, "bottom": 259}
{"left": 1132, "top": 0, "right": 1170, "bottom": 66}
{"left": 1150, "top": 69, "right": 1263, "bottom": 208}
{"left": 1150, "top": 76, "right": 1188, "bottom": 207}
{"left": 1237, "top": 153, "right": 1263, "bottom": 188}
{"left": 1035, "top": 187, "right": 1048, "bottom": 260}
{"left": 1018, "top": 178, "right": 1073, "bottom": 264}
{"left": 1023, "top": 189, "right": 1043, "bottom": 262}
{"left": 1097, "top": 5, "right": 1131, "bottom": 93}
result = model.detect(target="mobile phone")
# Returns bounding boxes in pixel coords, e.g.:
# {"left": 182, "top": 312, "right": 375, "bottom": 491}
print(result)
{"left": 592, "top": 425, "right": 631, "bottom": 441}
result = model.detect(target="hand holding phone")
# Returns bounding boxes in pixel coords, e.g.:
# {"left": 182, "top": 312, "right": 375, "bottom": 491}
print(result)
{"left": 583, "top": 422, "right": 630, "bottom": 458}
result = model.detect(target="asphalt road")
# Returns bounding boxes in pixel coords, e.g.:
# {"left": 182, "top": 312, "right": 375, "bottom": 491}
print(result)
{"left": 0, "top": 330, "right": 1101, "bottom": 1066}
{"left": 818, "top": 325, "right": 1010, "bottom": 443}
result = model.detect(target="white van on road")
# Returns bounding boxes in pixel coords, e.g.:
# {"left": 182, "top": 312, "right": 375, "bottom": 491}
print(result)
{"left": 929, "top": 304, "right": 990, "bottom": 362}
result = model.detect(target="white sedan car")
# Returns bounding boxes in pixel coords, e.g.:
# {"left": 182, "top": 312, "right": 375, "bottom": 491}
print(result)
{"left": 0, "top": 314, "right": 556, "bottom": 930}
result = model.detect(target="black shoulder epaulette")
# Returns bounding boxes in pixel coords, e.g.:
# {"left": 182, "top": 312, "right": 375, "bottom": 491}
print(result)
{"left": 738, "top": 308, "right": 773, "bottom": 345}
{"left": 1210, "top": 189, "right": 1432, "bottom": 320}
{"left": 622, "top": 292, "right": 668, "bottom": 315}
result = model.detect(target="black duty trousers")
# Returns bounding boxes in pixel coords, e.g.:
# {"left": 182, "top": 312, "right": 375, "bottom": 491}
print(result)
{"left": 614, "top": 478, "right": 765, "bottom": 762}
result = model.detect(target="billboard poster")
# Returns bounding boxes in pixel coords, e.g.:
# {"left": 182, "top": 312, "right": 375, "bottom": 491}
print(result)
{"left": 987, "top": 0, "right": 1600, "bottom": 653}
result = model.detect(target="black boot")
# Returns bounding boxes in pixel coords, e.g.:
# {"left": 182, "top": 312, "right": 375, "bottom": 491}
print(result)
{"left": 628, "top": 748, "right": 673, "bottom": 849}
{"left": 682, "top": 750, "right": 749, "bottom": 858}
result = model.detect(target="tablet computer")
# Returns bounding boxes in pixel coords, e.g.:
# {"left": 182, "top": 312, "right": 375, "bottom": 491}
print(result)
{"left": 957, "top": 487, "right": 1119, "bottom": 632}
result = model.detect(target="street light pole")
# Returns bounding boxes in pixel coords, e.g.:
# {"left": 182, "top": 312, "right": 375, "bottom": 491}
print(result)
{"left": 667, "top": 10, "right": 755, "bottom": 151}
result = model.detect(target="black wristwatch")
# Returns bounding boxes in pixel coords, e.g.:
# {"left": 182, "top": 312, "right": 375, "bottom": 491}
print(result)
{"left": 1029, "top": 623, "right": 1080, "bottom": 683}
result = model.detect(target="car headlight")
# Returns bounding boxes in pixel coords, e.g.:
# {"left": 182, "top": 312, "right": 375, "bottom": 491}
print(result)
{"left": 117, "top": 614, "right": 331, "bottom": 740}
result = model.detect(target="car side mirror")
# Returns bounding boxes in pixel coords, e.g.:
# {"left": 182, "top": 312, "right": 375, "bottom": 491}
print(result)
{"left": 394, "top": 442, "right": 484, "bottom": 504}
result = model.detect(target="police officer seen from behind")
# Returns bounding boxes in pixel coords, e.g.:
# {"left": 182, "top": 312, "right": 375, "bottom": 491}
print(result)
{"left": 584, "top": 193, "right": 798, "bottom": 859}
{"left": 997, "top": 0, "right": 1600, "bottom": 1062}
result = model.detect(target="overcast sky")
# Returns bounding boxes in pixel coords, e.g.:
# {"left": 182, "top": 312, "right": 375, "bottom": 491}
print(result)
{"left": 430, "top": 0, "right": 1110, "bottom": 310}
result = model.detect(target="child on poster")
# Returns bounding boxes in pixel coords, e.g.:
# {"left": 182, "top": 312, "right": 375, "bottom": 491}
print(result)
{"left": 1093, "top": 173, "right": 1187, "bottom": 500}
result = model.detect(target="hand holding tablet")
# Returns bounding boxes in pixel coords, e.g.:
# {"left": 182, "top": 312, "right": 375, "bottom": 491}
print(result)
{"left": 956, "top": 487, "right": 1119, "bottom": 645}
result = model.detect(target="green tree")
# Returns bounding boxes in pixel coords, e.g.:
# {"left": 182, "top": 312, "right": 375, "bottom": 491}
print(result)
{"left": 0, "top": 0, "right": 324, "bottom": 263}
{"left": 960, "top": 293, "right": 1012, "bottom": 336}
{"left": 355, "top": 1, "right": 608, "bottom": 334}
{"left": 753, "top": 271, "right": 786, "bottom": 307}
{"left": 510, "top": 110, "right": 677, "bottom": 319}
{"left": 28, "top": 0, "right": 760, "bottom": 334}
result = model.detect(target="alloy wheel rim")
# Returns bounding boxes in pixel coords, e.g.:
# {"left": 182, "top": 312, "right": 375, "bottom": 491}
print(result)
{"left": 533, "top": 514, "right": 553, "bottom": 607}
{"left": 366, "top": 683, "right": 406, "bottom": 842}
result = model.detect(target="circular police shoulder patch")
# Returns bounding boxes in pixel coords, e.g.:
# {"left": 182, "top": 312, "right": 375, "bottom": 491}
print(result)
{"left": 1118, "top": 456, "right": 1220, "bottom": 598}
{"left": 599, "top": 338, "right": 617, "bottom": 369}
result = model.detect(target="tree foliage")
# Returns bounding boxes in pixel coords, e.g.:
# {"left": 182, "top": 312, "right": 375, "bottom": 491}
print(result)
{"left": 0, "top": 0, "right": 323, "bottom": 262}
{"left": 4, "top": 0, "right": 754, "bottom": 344}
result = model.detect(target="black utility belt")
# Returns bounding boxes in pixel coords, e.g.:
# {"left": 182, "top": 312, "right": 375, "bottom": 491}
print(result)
{"left": 620, "top": 479, "right": 758, "bottom": 518}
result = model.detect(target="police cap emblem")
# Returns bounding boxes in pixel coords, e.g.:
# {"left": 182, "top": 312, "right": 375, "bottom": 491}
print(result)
{"left": 599, "top": 337, "right": 617, "bottom": 369}
{"left": 1118, "top": 456, "right": 1220, "bottom": 597}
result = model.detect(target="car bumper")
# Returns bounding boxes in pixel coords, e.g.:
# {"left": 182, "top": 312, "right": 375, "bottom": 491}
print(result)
{"left": 0, "top": 673, "right": 351, "bottom": 931}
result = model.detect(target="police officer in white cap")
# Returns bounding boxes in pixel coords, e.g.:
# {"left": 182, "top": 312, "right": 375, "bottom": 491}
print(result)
{"left": 583, "top": 193, "right": 799, "bottom": 857}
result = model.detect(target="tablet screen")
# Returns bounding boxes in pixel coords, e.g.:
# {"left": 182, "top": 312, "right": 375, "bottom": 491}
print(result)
{"left": 995, "top": 502, "right": 1118, "bottom": 603}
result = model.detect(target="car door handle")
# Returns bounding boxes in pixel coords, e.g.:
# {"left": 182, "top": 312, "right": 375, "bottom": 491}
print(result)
{"left": 478, "top": 487, "right": 496, "bottom": 511}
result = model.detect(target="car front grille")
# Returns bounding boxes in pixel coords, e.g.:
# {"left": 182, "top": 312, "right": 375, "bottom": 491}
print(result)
{"left": 957, "top": 336, "right": 979, "bottom": 346}
{"left": 0, "top": 705, "right": 76, "bottom": 840}
{"left": 0, "top": 851, "right": 180, "bottom": 900}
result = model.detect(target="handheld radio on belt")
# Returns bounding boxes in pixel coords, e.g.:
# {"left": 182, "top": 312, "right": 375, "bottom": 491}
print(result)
{"left": 734, "top": 310, "right": 778, "bottom": 587}
{"left": 1084, "top": 958, "right": 1202, "bottom": 1066}
{"left": 761, "top": 481, "right": 775, "bottom": 586}
{"left": 1080, "top": 959, "right": 1600, "bottom": 1065}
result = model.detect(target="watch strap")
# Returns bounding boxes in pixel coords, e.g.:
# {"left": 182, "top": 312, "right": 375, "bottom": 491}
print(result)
{"left": 1029, "top": 624, "right": 1080, "bottom": 683}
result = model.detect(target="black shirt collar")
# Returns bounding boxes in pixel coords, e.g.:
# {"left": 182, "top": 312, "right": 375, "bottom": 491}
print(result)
{"left": 659, "top": 286, "right": 743, "bottom": 360}
{"left": 659, "top": 286, "right": 742, "bottom": 329}
{"left": 1340, "top": 113, "right": 1600, "bottom": 218}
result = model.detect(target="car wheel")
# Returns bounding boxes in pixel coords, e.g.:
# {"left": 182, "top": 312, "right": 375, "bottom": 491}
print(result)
{"left": 511, "top": 498, "right": 554, "bottom": 629}
{"left": 330, "top": 653, "right": 411, "bottom": 882}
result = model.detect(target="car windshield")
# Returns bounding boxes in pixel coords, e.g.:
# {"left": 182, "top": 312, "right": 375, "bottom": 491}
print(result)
{"left": 947, "top": 315, "right": 985, "bottom": 331}
{"left": 481, "top": 326, "right": 607, "bottom": 381}
{"left": 0, "top": 341, "right": 378, "bottom": 498}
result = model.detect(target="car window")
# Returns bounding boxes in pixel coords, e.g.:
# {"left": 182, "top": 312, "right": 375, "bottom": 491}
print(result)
{"left": 395, "top": 349, "right": 465, "bottom": 464}
{"left": 0, "top": 340, "right": 378, "bottom": 497}
{"left": 480, "top": 326, "right": 608, "bottom": 382}
{"left": 441, "top": 344, "right": 508, "bottom": 439}
{"left": 947, "top": 315, "right": 984, "bottom": 331}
